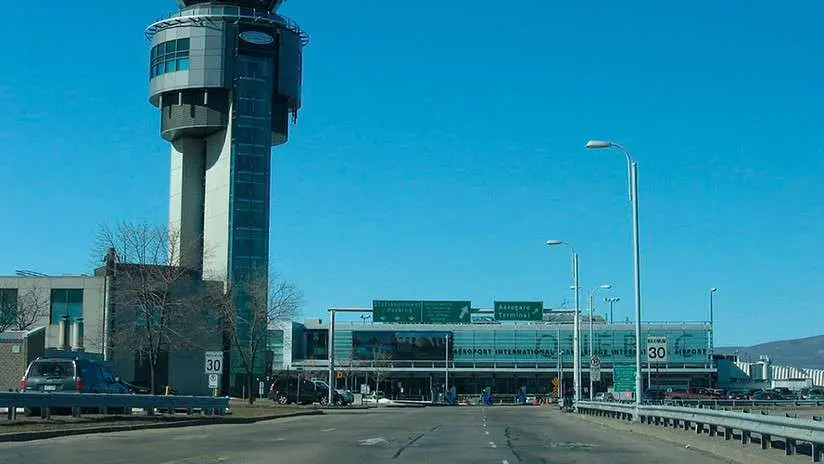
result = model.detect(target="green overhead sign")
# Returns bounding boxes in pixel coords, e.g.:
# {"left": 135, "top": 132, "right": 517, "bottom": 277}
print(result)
{"left": 494, "top": 301, "right": 543, "bottom": 321}
{"left": 372, "top": 300, "right": 471, "bottom": 324}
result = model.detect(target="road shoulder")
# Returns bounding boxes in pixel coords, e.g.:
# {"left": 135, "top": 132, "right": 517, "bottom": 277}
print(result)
{"left": 567, "top": 409, "right": 800, "bottom": 464}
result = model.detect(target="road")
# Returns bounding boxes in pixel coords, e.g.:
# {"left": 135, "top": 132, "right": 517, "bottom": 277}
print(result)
{"left": 0, "top": 406, "right": 735, "bottom": 464}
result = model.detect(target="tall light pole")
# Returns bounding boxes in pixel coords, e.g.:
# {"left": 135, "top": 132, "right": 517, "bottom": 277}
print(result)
{"left": 709, "top": 288, "right": 718, "bottom": 351}
{"left": 588, "top": 284, "right": 612, "bottom": 399}
{"left": 605, "top": 297, "right": 620, "bottom": 324}
{"left": 709, "top": 288, "right": 718, "bottom": 387}
{"left": 547, "top": 240, "right": 581, "bottom": 402}
{"left": 585, "top": 139, "right": 642, "bottom": 419}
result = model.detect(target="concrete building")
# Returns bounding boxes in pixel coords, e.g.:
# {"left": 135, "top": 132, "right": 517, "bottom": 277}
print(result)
{"left": 146, "top": 0, "right": 307, "bottom": 393}
{"left": 0, "top": 268, "right": 222, "bottom": 395}
{"left": 269, "top": 316, "right": 715, "bottom": 400}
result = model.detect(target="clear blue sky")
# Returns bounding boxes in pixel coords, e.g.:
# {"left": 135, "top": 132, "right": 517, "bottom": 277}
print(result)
{"left": 1, "top": 1, "right": 822, "bottom": 347}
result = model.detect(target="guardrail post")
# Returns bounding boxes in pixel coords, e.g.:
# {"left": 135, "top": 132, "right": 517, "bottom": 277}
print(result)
{"left": 41, "top": 407, "right": 50, "bottom": 420}
{"left": 741, "top": 430, "right": 750, "bottom": 445}
{"left": 709, "top": 424, "right": 717, "bottom": 437}
{"left": 761, "top": 434, "right": 771, "bottom": 449}
{"left": 811, "top": 443, "right": 821, "bottom": 462}
{"left": 71, "top": 406, "right": 80, "bottom": 418}
{"left": 683, "top": 419, "right": 690, "bottom": 431}
{"left": 696, "top": 422, "right": 703, "bottom": 435}
{"left": 724, "top": 427, "right": 732, "bottom": 440}
{"left": 786, "top": 438, "right": 796, "bottom": 456}
{"left": 7, "top": 407, "right": 16, "bottom": 421}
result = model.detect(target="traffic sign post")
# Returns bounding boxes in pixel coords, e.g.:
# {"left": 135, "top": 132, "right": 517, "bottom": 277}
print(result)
{"left": 613, "top": 364, "right": 636, "bottom": 398}
{"left": 590, "top": 355, "right": 601, "bottom": 383}
{"left": 373, "top": 300, "right": 422, "bottom": 323}
{"left": 372, "top": 300, "right": 471, "bottom": 324}
{"left": 493, "top": 301, "right": 543, "bottom": 321}
{"left": 645, "top": 336, "right": 668, "bottom": 363}
{"left": 422, "top": 301, "right": 471, "bottom": 324}
{"left": 205, "top": 351, "right": 223, "bottom": 374}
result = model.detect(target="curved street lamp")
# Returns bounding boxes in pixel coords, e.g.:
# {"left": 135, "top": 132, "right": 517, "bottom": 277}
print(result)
{"left": 585, "top": 139, "right": 643, "bottom": 419}
{"left": 546, "top": 240, "right": 582, "bottom": 401}
{"left": 588, "top": 284, "right": 611, "bottom": 399}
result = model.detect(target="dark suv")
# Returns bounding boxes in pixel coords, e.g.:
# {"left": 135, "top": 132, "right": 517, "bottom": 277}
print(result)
{"left": 20, "top": 357, "right": 132, "bottom": 416}
{"left": 268, "top": 374, "right": 339, "bottom": 406}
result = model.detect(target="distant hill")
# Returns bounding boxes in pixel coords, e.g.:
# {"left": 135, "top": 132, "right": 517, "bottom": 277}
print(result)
{"left": 718, "top": 335, "right": 824, "bottom": 369}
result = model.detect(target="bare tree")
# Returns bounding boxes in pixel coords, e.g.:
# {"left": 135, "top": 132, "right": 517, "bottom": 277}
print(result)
{"left": 209, "top": 268, "right": 303, "bottom": 403}
{"left": 95, "top": 221, "right": 214, "bottom": 394}
{"left": 371, "top": 346, "right": 392, "bottom": 395}
{"left": 0, "top": 283, "right": 49, "bottom": 334}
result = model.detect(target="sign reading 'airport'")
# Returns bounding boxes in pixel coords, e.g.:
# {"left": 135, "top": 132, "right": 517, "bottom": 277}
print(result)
{"left": 372, "top": 300, "right": 471, "bottom": 324}
{"left": 494, "top": 301, "right": 543, "bottom": 321}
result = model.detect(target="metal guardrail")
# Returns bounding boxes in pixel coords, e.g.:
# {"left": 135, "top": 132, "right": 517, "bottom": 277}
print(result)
{"left": 576, "top": 401, "right": 824, "bottom": 461}
{"left": 1, "top": 392, "right": 229, "bottom": 420}
{"left": 647, "top": 399, "right": 824, "bottom": 408}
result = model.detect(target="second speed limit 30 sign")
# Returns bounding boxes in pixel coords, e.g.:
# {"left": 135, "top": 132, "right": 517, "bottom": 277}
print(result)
{"left": 646, "top": 336, "right": 668, "bottom": 363}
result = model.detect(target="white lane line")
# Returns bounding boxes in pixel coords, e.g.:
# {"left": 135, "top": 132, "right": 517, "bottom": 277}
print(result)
{"left": 321, "top": 428, "right": 336, "bottom": 432}
{"left": 485, "top": 430, "right": 490, "bottom": 435}
{"left": 489, "top": 441, "right": 497, "bottom": 448}
{"left": 502, "top": 460, "right": 510, "bottom": 464}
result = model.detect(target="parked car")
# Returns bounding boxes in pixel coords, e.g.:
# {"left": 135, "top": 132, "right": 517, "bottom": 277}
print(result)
{"left": 309, "top": 379, "right": 350, "bottom": 405}
{"left": 19, "top": 357, "right": 131, "bottom": 416}
{"left": 269, "top": 375, "right": 330, "bottom": 405}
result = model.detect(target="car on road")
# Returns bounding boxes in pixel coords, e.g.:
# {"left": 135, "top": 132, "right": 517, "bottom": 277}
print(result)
{"left": 19, "top": 357, "right": 132, "bottom": 416}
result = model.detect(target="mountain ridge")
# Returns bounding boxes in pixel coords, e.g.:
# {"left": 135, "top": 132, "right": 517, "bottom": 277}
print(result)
{"left": 718, "top": 334, "right": 824, "bottom": 369}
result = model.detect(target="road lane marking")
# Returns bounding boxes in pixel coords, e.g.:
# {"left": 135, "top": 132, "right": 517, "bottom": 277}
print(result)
{"left": 489, "top": 441, "right": 497, "bottom": 448}
{"left": 502, "top": 461, "right": 510, "bottom": 464}
{"left": 322, "top": 428, "right": 336, "bottom": 432}
{"left": 485, "top": 431, "right": 490, "bottom": 435}
{"left": 359, "top": 437, "right": 389, "bottom": 446}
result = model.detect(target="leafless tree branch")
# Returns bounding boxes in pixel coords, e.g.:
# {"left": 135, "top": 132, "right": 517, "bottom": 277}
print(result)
{"left": 207, "top": 267, "right": 303, "bottom": 403}
{"left": 96, "top": 221, "right": 215, "bottom": 393}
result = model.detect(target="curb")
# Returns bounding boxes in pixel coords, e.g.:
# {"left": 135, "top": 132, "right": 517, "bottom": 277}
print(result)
{"left": 0, "top": 410, "right": 324, "bottom": 443}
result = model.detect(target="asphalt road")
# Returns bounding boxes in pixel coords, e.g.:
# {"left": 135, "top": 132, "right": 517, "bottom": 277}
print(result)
{"left": 0, "top": 406, "right": 737, "bottom": 464}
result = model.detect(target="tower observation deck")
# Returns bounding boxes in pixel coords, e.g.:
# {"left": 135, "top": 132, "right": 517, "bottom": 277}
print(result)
{"left": 146, "top": 1, "right": 307, "bottom": 394}
{"left": 146, "top": 1, "right": 307, "bottom": 280}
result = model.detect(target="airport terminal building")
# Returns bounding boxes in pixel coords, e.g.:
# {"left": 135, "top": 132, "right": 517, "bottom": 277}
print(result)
{"left": 274, "top": 306, "right": 715, "bottom": 399}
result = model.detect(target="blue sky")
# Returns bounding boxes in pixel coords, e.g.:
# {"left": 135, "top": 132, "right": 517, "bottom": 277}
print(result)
{"left": 1, "top": 1, "right": 823, "bottom": 346}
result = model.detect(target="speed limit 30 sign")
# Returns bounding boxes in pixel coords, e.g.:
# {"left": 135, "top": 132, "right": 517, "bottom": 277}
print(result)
{"left": 646, "top": 336, "right": 668, "bottom": 363}
{"left": 205, "top": 351, "right": 223, "bottom": 374}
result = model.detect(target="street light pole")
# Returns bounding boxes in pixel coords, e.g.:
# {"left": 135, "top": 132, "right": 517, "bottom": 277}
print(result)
{"left": 605, "top": 297, "right": 620, "bottom": 324}
{"left": 588, "top": 284, "right": 612, "bottom": 399}
{"left": 586, "top": 140, "right": 643, "bottom": 420}
{"left": 709, "top": 288, "right": 718, "bottom": 387}
{"left": 709, "top": 288, "right": 718, "bottom": 352}
{"left": 547, "top": 240, "right": 581, "bottom": 402}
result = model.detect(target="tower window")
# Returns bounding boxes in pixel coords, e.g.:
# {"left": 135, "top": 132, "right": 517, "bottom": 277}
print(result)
{"left": 150, "top": 38, "right": 191, "bottom": 78}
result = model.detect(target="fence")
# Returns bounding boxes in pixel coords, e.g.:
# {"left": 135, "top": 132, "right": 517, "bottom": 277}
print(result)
{"left": 1, "top": 392, "right": 229, "bottom": 420}
{"left": 576, "top": 400, "right": 824, "bottom": 461}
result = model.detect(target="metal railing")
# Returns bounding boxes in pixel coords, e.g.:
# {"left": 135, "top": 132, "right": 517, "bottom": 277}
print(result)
{"left": 1, "top": 392, "right": 229, "bottom": 420}
{"left": 576, "top": 400, "right": 824, "bottom": 461}
{"left": 647, "top": 399, "right": 824, "bottom": 408}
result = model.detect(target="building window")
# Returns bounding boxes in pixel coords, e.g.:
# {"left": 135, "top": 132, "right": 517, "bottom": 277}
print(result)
{"left": 50, "top": 289, "right": 83, "bottom": 324}
{"left": 0, "top": 288, "right": 18, "bottom": 327}
{"left": 150, "top": 38, "right": 191, "bottom": 78}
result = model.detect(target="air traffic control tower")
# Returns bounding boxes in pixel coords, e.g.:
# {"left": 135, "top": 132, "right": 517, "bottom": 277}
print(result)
{"left": 146, "top": 1, "right": 307, "bottom": 280}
